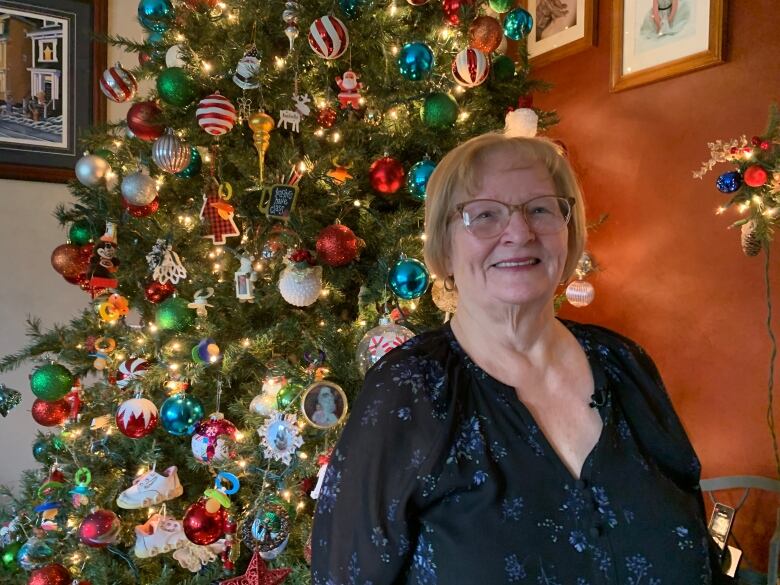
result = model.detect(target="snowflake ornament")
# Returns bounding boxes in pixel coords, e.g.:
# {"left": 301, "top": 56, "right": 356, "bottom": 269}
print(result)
{"left": 257, "top": 412, "right": 303, "bottom": 465}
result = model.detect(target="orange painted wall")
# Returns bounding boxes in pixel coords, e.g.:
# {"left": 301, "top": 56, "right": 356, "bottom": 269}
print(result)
{"left": 541, "top": 0, "right": 780, "bottom": 570}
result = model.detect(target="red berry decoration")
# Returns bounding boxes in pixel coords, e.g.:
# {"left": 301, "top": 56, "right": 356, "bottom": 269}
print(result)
{"left": 122, "top": 196, "right": 159, "bottom": 218}
{"left": 31, "top": 399, "right": 70, "bottom": 426}
{"left": 316, "top": 224, "right": 362, "bottom": 266}
{"left": 316, "top": 107, "right": 338, "bottom": 128}
{"left": 744, "top": 164, "right": 768, "bottom": 187}
{"left": 442, "top": 0, "right": 462, "bottom": 25}
{"left": 145, "top": 280, "right": 176, "bottom": 303}
{"left": 78, "top": 509, "right": 121, "bottom": 548}
{"left": 28, "top": 563, "right": 71, "bottom": 585}
{"left": 760, "top": 140, "right": 772, "bottom": 151}
{"left": 116, "top": 397, "right": 159, "bottom": 439}
{"left": 369, "top": 156, "right": 405, "bottom": 194}
{"left": 183, "top": 497, "right": 227, "bottom": 545}
{"left": 127, "top": 101, "right": 164, "bottom": 142}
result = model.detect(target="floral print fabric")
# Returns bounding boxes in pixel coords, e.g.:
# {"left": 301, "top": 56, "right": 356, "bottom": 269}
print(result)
{"left": 311, "top": 320, "right": 730, "bottom": 585}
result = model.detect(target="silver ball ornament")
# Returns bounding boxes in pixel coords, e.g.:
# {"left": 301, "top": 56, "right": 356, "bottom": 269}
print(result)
{"left": 152, "top": 129, "right": 190, "bottom": 174}
{"left": 121, "top": 171, "right": 158, "bottom": 206}
{"left": 75, "top": 154, "right": 111, "bottom": 187}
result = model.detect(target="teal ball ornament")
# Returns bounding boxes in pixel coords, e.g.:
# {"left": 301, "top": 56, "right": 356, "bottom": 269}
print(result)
{"left": 503, "top": 8, "right": 534, "bottom": 40}
{"left": 138, "top": 0, "right": 175, "bottom": 33}
{"left": 492, "top": 55, "right": 515, "bottom": 82}
{"left": 156, "top": 297, "right": 195, "bottom": 331}
{"left": 389, "top": 257, "right": 430, "bottom": 300}
{"left": 397, "top": 42, "right": 434, "bottom": 81}
{"left": 30, "top": 364, "right": 74, "bottom": 401}
{"left": 160, "top": 393, "right": 205, "bottom": 436}
{"left": 16, "top": 536, "right": 53, "bottom": 571}
{"left": 421, "top": 92, "right": 458, "bottom": 129}
{"left": 156, "top": 67, "right": 197, "bottom": 108}
{"left": 339, "top": 0, "right": 368, "bottom": 19}
{"left": 407, "top": 160, "right": 436, "bottom": 201}
{"left": 176, "top": 146, "right": 202, "bottom": 178}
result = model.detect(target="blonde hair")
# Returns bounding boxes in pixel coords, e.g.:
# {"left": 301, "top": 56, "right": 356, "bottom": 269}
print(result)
{"left": 423, "top": 133, "right": 587, "bottom": 283}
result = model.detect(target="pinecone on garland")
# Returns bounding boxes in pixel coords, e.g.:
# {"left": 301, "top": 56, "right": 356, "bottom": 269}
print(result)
{"left": 740, "top": 220, "right": 762, "bottom": 257}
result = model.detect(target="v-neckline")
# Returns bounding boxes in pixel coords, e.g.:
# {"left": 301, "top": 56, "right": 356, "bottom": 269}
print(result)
{"left": 443, "top": 319, "right": 610, "bottom": 482}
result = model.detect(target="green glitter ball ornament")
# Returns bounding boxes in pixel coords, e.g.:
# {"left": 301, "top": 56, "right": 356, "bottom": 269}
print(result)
{"left": 1, "top": 542, "right": 20, "bottom": 571}
{"left": 30, "top": 364, "right": 74, "bottom": 401}
{"left": 492, "top": 55, "right": 515, "bottom": 82}
{"left": 421, "top": 92, "right": 459, "bottom": 129}
{"left": 156, "top": 296, "right": 195, "bottom": 331}
{"left": 68, "top": 219, "right": 100, "bottom": 246}
{"left": 488, "top": 0, "right": 513, "bottom": 13}
{"left": 156, "top": 67, "right": 197, "bottom": 107}
{"left": 176, "top": 146, "right": 202, "bottom": 178}
{"left": 275, "top": 382, "right": 301, "bottom": 410}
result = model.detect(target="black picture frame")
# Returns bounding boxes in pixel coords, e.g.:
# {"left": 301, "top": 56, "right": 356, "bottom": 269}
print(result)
{"left": 0, "top": 0, "right": 106, "bottom": 182}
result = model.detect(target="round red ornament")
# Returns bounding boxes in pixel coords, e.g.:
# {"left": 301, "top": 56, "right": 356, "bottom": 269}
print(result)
{"left": 78, "top": 509, "right": 121, "bottom": 548}
{"left": 316, "top": 107, "right": 338, "bottom": 128}
{"left": 51, "top": 244, "right": 83, "bottom": 278}
{"left": 191, "top": 413, "right": 237, "bottom": 463}
{"left": 369, "top": 157, "right": 405, "bottom": 194}
{"left": 145, "top": 280, "right": 176, "bottom": 303}
{"left": 122, "top": 196, "right": 159, "bottom": 218}
{"left": 139, "top": 51, "right": 152, "bottom": 67}
{"left": 116, "top": 397, "right": 158, "bottom": 439}
{"left": 761, "top": 140, "right": 772, "bottom": 151}
{"left": 31, "top": 399, "right": 70, "bottom": 427}
{"left": 127, "top": 101, "right": 164, "bottom": 142}
{"left": 744, "top": 165, "right": 768, "bottom": 187}
{"left": 28, "top": 563, "right": 71, "bottom": 585}
{"left": 442, "top": 0, "right": 462, "bottom": 25}
{"left": 183, "top": 497, "right": 227, "bottom": 545}
{"left": 316, "top": 224, "right": 362, "bottom": 266}
{"left": 468, "top": 16, "right": 503, "bottom": 53}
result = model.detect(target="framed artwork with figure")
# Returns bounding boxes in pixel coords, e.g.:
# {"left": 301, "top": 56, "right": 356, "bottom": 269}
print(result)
{"left": 525, "top": 0, "right": 598, "bottom": 68}
{"left": 0, "top": 0, "right": 106, "bottom": 182}
{"left": 610, "top": 0, "right": 726, "bottom": 91}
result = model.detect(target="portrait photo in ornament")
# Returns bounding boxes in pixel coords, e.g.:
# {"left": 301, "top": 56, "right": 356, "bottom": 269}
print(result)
{"left": 301, "top": 382, "right": 347, "bottom": 429}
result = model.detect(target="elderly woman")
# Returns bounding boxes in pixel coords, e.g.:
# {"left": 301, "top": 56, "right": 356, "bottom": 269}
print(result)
{"left": 311, "top": 134, "right": 728, "bottom": 584}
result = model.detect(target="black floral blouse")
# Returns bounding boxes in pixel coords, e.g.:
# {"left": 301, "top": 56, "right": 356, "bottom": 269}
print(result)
{"left": 311, "top": 320, "right": 730, "bottom": 585}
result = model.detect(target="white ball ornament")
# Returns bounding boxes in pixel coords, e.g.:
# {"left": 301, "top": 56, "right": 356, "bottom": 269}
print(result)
{"left": 504, "top": 108, "right": 539, "bottom": 138}
{"left": 165, "top": 44, "right": 186, "bottom": 68}
{"left": 451, "top": 48, "right": 490, "bottom": 88}
{"left": 121, "top": 171, "right": 158, "bottom": 206}
{"left": 75, "top": 153, "right": 111, "bottom": 187}
{"left": 278, "top": 265, "right": 322, "bottom": 307}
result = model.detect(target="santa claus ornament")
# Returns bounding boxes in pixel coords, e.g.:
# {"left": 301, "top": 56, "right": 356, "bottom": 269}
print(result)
{"left": 335, "top": 70, "right": 362, "bottom": 109}
{"left": 116, "top": 395, "right": 158, "bottom": 439}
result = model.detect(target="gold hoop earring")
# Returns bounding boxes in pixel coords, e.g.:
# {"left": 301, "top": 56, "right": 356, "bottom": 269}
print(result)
{"left": 443, "top": 275, "right": 456, "bottom": 292}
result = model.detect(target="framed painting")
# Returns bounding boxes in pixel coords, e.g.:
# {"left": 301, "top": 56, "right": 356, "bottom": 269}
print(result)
{"left": 610, "top": 0, "right": 726, "bottom": 92}
{"left": 0, "top": 0, "right": 106, "bottom": 182}
{"left": 525, "top": 0, "right": 598, "bottom": 68}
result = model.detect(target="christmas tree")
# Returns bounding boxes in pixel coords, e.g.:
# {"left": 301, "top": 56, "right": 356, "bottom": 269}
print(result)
{"left": 0, "top": 0, "right": 561, "bottom": 583}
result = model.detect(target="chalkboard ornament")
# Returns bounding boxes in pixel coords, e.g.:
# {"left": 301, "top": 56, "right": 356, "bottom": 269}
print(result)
{"left": 260, "top": 184, "right": 299, "bottom": 221}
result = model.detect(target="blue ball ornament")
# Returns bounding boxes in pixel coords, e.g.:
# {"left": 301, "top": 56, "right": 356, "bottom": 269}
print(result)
{"left": 160, "top": 393, "right": 205, "bottom": 436}
{"left": 407, "top": 159, "right": 437, "bottom": 202}
{"left": 397, "top": 42, "right": 435, "bottom": 81}
{"left": 138, "top": 0, "right": 175, "bottom": 33}
{"left": 176, "top": 146, "right": 202, "bottom": 178}
{"left": 389, "top": 257, "right": 430, "bottom": 300}
{"left": 16, "top": 537, "right": 53, "bottom": 571}
{"left": 716, "top": 170, "right": 742, "bottom": 193}
{"left": 503, "top": 8, "right": 534, "bottom": 40}
{"left": 339, "top": 0, "right": 369, "bottom": 19}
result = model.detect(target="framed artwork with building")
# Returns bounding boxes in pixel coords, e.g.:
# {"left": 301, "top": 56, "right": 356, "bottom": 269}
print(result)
{"left": 610, "top": 0, "right": 726, "bottom": 92}
{"left": 0, "top": 0, "right": 106, "bottom": 182}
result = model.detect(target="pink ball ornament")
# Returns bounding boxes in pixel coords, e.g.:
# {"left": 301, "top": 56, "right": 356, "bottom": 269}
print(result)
{"left": 191, "top": 413, "right": 237, "bottom": 463}
{"left": 78, "top": 509, "right": 121, "bottom": 548}
{"left": 116, "top": 397, "right": 158, "bottom": 439}
{"left": 308, "top": 15, "right": 349, "bottom": 60}
{"left": 196, "top": 92, "right": 237, "bottom": 136}
{"left": 452, "top": 47, "right": 490, "bottom": 88}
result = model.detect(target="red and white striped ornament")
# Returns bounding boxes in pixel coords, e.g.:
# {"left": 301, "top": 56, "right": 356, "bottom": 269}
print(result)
{"left": 100, "top": 62, "right": 138, "bottom": 103}
{"left": 307, "top": 15, "right": 349, "bottom": 60}
{"left": 116, "top": 397, "right": 158, "bottom": 438}
{"left": 116, "top": 358, "right": 150, "bottom": 389}
{"left": 452, "top": 48, "right": 490, "bottom": 88}
{"left": 196, "top": 92, "right": 237, "bottom": 136}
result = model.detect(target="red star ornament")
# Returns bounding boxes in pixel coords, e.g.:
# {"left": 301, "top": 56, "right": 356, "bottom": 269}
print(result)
{"left": 219, "top": 550, "right": 291, "bottom": 585}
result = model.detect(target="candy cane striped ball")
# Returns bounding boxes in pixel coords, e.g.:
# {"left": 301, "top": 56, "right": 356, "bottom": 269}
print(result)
{"left": 451, "top": 48, "right": 490, "bottom": 88}
{"left": 116, "top": 358, "right": 150, "bottom": 389}
{"left": 196, "top": 93, "right": 237, "bottom": 136}
{"left": 307, "top": 15, "right": 349, "bottom": 60}
{"left": 100, "top": 62, "right": 138, "bottom": 103}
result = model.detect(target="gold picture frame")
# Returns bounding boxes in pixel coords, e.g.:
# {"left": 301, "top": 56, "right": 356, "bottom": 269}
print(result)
{"left": 525, "top": 0, "right": 598, "bottom": 68}
{"left": 610, "top": 0, "right": 726, "bottom": 92}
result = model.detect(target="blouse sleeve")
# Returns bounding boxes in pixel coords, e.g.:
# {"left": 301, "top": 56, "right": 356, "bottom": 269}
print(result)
{"left": 311, "top": 349, "right": 449, "bottom": 585}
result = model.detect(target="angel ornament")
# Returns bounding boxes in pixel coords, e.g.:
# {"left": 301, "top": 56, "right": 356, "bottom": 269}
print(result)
{"left": 146, "top": 239, "right": 188, "bottom": 285}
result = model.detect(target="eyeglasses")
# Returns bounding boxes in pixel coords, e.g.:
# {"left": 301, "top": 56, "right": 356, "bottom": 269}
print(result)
{"left": 453, "top": 196, "right": 575, "bottom": 239}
